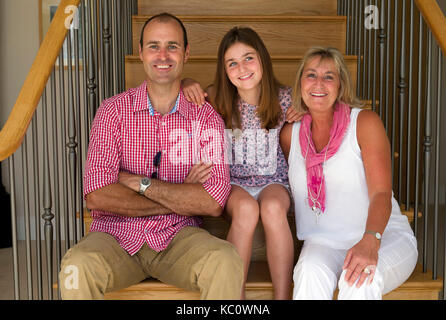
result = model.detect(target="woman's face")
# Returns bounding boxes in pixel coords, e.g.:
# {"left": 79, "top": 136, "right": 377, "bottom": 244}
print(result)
{"left": 224, "top": 42, "right": 263, "bottom": 93}
{"left": 300, "top": 56, "right": 340, "bottom": 113}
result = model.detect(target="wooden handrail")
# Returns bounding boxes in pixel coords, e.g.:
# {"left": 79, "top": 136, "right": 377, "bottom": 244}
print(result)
{"left": 0, "top": 0, "right": 80, "bottom": 161}
{"left": 415, "top": 0, "right": 446, "bottom": 56}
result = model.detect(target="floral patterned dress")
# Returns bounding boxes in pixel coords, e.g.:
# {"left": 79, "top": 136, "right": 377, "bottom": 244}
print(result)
{"left": 228, "top": 86, "right": 291, "bottom": 188}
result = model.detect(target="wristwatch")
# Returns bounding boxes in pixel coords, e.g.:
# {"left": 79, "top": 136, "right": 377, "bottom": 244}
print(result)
{"left": 139, "top": 177, "right": 151, "bottom": 195}
{"left": 365, "top": 230, "right": 382, "bottom": 240}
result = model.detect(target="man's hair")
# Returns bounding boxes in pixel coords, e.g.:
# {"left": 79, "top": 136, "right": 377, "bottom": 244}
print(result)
{"left": 139, "top": 12, "right": 188, "bottom": 50}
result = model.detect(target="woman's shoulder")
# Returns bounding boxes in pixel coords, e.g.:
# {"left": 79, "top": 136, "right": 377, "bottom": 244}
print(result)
{"left": 356, "top": 109, "right": 388, "bottom": 147}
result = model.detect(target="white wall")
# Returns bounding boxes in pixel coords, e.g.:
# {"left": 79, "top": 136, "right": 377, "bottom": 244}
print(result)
{"left": 0, "top": 0, "right": 40, "bottom": 189}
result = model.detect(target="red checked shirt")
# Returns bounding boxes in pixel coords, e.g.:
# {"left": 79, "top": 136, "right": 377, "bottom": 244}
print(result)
{"left": 84, "top": 81, "right": 231, "bottom": 255}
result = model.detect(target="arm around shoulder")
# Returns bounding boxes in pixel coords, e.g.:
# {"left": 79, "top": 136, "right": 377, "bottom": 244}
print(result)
{"left": 280, "top": 122, "right": 294, "bottom": 162}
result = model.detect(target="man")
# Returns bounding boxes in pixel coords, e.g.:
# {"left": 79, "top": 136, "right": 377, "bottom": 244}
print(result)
{"left": 59, "top": 13, "right": 243, "bottom": 300}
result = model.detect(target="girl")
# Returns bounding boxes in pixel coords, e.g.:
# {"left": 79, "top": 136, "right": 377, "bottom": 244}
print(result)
{"left": 183, "top": 27, "right": 296, "bottom": 299}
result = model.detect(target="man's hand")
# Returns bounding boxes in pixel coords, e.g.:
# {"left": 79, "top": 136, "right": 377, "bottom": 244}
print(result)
{"left": 184, "top": 162, "right": 213, "bottom": 184}
{"left": 118, "top": 171, "right": 144, "bottom": 193}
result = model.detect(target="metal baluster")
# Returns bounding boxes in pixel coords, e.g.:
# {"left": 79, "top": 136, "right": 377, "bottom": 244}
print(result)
{"left": 391, "top": 0, "right": 399, "bottom": 186}
{"left": 346, "top": 0, "right": 351, "bottom": 53}
{"left": 31, "top": 108, "right": 43, "bottom": 300}
{"left": 112, "top": 0, "right": 119, "bottom": 95}
{"left": 355, "top": 0, "right": 361, "bottom": 97}
{"left": 357, "top": 0, "right": 363, "bottom": 98}
{"left": 433, "top": 45, "right": 442, "bottom": 280}
{"left": 87, "top": 0, "right": 98, "bottom": 118}
{"left": 50, "top": 66, "right": 61, "bottom": 300}
{"left": 74, "top": 22, "right": 83, "bottom": 242}
{"left": 66, "top": 30, "right": 78, "bottom": 245}
{"left": 42, "top": 84, "right": 54, "bottom": 300}
{"left": 362, "top": 0, "right": 368, "bottom": 100}
{"left": 422, "top": 31, "right": 432, "bottom": 273}
{"left": 414, "top": 13, "right": 424, "bottom": 242}
{"left": 384, "top": 0, "right": 391, "bottom": 133}
{"left": 98, "top": 0, "right": 105, "bottom": 103}
{"left": 103, "top": 0, "right": 111, "bottom": 99}
{"left": 378, "top": 0, "right": 386, "bottom": 119}
{"left": 366, "top": 0, "right": 372, "bottom": 101}
{"left": 371, "top": 0, "right": 377, "bottom": 112}
{"left": 21, "top": 126, "right": 32, "bottom": 299}
{"left": 9, "top": 155, "right": 20, "bottom": 299}
{"left": 92, "top": 0, "right": 99, "bottom": 107}
{"left": 398, "top": 0, "right": 407, "bottom": 205}
{"left": 58, "top": 49, "right": 69, "bottom": 255}
{"left": 80, "top": 1, "right": 90, "bottom": 131}
{"left": 406, "top": 0, "right": 415, "bottom": 214}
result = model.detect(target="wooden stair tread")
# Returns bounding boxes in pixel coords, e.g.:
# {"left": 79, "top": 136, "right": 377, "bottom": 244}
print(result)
{"left": 104, "top": 262, "right": 442, "bottom": 300}
{"left": 137, "top": 0, "right": 339, "bottom": 16}
{"left": 132, "top": 15, "right": 346, "bottom": 56}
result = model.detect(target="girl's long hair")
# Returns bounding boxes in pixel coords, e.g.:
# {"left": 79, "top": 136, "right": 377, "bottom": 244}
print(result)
{"left": 211, "top": 27, "right": 282, "bottom": 129}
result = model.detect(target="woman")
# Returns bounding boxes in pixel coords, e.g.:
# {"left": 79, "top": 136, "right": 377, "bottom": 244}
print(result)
{"left": 280, "top": 47, "right": 418, "bottom": 300}
{"left": 183, "top": 27, "right": 295, "bottom": 299}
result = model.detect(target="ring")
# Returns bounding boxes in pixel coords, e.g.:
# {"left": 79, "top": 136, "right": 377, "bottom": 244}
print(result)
{"left": 363, "top": 265, "right": 376, "bottom": 274}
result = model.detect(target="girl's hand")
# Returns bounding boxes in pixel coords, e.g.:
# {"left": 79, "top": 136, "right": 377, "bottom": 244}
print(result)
{"left": 285, "top": 107, "right": 305, "bottom": 123}
{"left": 342, "top": 235, "right": 380, "bottom": 288}
{"left": 184, "top": 162, "right": 213, "bottom": 184}
{"left": 182, "top": 78, "right": 208, "bottom": 106}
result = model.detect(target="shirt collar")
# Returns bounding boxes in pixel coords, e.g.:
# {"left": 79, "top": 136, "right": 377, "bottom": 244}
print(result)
{"left": 133, "top": 81, "right": 190, "bottom": 119}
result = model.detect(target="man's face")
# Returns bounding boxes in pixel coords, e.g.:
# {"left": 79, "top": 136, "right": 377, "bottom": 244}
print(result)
{"left": 139, "top": 19, "right": 190, "bottom": 86}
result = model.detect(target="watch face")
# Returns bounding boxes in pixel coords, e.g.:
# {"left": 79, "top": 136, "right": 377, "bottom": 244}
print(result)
{"left": 141, "top": 178, "right": 150, "bottom": 186}
{"left": 376, "top": 232, "right": 382, "bottom": 240}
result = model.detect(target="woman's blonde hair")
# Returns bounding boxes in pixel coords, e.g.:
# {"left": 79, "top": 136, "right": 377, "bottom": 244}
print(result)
{"left": 211, "top": 27, "right": 282, "bottom": 129}
{"left": 292, "top": 46, "right": 362, "bottom": 113}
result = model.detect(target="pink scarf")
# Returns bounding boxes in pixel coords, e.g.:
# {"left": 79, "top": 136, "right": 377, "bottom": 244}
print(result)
{"left": 299, "top": 102, "right": 351, "bottom": 214}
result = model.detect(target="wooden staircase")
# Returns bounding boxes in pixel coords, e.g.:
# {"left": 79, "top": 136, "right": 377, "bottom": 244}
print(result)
{"left": 100, "top": 0, "right": 442, "bottom": 300}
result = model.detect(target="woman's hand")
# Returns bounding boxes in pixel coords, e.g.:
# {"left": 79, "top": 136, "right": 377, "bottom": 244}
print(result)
{"left": 342, "top": 235, "right": 380, "bottom": 288}
{"left": 285, "top": 107, "right": 306, "bottom": 123}
{"left": 181, "top": 78, "right": 208, "bottom": 106}
{"left": 184, "top": 162, "right": 213, "bottom": 184}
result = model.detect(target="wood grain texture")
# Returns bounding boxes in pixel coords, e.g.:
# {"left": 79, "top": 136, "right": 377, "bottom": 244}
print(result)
{"left": 104, "top": 262, "right": 442, "bottom": 300}
{"left": 132, "top": 15, "right": 346, "bottom": 56}
{"left": 138, "top": 0, "right": 338, "bottom": 16}
{"left": 0, "top": 0, "right": 81, "bottom": 161}
{"left": 415, "top": 0, "right": 446, "bottom": 56}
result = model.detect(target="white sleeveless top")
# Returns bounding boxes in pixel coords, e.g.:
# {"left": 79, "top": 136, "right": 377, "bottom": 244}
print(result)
{"left": 288, "top": 108, "right": 413, "bottom": 249}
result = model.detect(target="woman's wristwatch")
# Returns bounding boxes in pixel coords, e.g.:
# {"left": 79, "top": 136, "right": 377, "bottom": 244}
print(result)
{"left": 364, "top": 230, "right": 382, "bottom": 240}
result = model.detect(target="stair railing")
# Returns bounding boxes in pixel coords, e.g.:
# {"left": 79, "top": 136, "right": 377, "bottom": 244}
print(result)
{"left": 0, "top": 0, "right": 136, "bottom": 300}
{"left": 339, "top": 0, "right": 445, "bottom": 299}
{"left": 2, "top": 0, "right": 444, "bottom": 301}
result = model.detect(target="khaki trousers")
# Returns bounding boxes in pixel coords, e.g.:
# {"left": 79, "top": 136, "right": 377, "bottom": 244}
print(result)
{"left": 59, "top": 226, "right": 243, "bottom": 300}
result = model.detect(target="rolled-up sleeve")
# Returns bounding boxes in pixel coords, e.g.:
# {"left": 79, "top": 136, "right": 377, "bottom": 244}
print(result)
{"left": 83, "top": 100, "right": 122, "bottom": 198}
{"left": 199, "top": 112, "right": 231, "bottom": 208}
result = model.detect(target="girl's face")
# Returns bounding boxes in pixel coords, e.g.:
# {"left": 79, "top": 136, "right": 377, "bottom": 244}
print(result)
{"left": 224, "top": 42, "right": 263, "bottom": 93}
{"left": 300, "top": 56, "right": 340, "bottom": 113}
